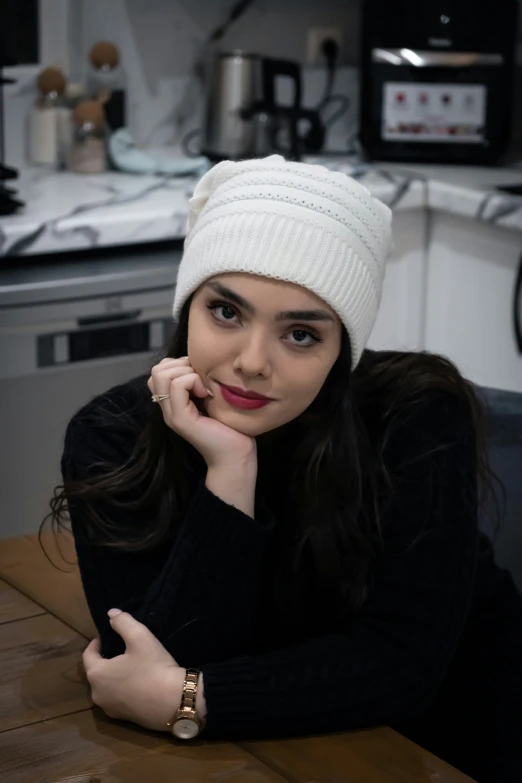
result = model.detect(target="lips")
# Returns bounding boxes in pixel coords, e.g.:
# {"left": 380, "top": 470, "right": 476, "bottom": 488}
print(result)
{"left": 217, "top": 382, "right": 273, "bottom": 410}
{"left": 218, "top": 383, "right": 272, "bottom": 401}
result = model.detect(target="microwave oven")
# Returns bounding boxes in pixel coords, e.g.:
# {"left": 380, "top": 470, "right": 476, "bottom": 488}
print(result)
{"left": 359, "top": 0, "right": 518, "bottom": 163}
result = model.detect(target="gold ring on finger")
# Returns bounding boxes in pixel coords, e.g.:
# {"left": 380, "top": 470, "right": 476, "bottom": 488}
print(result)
{"left": 151, "top": 394, "right": 170, "bottom": 403}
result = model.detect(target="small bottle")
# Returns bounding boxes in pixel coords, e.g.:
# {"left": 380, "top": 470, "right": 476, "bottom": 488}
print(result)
{"left": 30, "top": 67, "right": 67, "bottom": 166}
{"left": 68, "top": 99, "right": 107, "bottom": 173}
{"left": 57, "top": 83, "right": 88, "bottom": 168}
{"left": 87, "top": 41, "right": 127, "bottom": 132}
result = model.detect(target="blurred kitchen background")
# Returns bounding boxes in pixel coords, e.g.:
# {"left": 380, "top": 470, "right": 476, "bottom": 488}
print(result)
{"left": 2, "top": 0, "right": 522, "bottom": 167}
{"left": 1, "top": 0, "right": 522, "bottom": 577}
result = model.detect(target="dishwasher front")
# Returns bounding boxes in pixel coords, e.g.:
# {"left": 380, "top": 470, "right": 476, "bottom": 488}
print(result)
{"left": 0, "top": 245, "right": 180, "bottom": 539}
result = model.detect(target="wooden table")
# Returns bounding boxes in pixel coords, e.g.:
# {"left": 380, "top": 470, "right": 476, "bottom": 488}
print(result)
{"left": 0, "top": 531, "right": 476, "bottom": 783}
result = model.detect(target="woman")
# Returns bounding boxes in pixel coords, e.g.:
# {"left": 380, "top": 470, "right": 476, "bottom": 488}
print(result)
{"left": 43, "top": 155, "right": 522, "bottom": 782}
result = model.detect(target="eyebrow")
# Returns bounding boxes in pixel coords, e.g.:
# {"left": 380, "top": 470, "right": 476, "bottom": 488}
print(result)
{"left": 205, "top": 282, "right": 335, "bottom": 323}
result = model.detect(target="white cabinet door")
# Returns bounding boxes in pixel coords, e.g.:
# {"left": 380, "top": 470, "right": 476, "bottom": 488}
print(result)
{"left": 367, "top": 208, "right": 428, "bottom": 354}
{"left": 425, "top": 211, "right": 522, "bottom": 393}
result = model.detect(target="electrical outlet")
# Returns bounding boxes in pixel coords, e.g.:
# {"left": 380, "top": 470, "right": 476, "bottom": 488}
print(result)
{"left": 307, "top": 27, "right": 343, "bottom": 66}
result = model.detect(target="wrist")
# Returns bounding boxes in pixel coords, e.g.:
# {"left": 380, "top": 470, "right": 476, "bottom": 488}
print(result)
{"left": 161, "top": 666, "right": 186, "bottom": 732}
{"left": 206, "top": 452, "right": 257, "bottom": 473}
{"left": 164, "top": 667, "right": 207, "bottom": 731}
{"left": 205, "top": 461, "right": 257, "bottom": 518}
{"left": 206, "top": 460, "right": 257, "bottom": 484}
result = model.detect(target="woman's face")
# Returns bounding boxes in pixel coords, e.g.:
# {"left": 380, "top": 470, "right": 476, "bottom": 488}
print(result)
{"left": 187, "top": 273, "right": 342, "bottom": 436}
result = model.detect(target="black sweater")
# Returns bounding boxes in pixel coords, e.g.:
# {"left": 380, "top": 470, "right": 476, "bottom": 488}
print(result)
{"left": 61, "top": 371, "right": 522, "bottom": 782}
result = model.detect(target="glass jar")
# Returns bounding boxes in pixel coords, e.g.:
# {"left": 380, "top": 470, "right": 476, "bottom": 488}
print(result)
{"left": 68, "top": 100, "right": 107, "bottom": 173}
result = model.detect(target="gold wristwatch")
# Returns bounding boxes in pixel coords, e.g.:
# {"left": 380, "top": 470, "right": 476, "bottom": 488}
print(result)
{"left": 167, "top": 668, "right": 206, "bottom": 739}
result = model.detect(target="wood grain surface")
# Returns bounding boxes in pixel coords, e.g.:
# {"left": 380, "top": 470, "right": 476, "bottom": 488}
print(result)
{"left": 0, "top": 709, "right": 287, "bottom": 783}
{"left": 0, "top": 578, "right": 46, "bottom": 624}
{"left": 0, "top": 611, "right": 91, "bottom": 732}
{"left": 240, "top": 727, "right": 475, "bottom": 782}
{"left": 0, "top": 531, "right": 96, "bottom": 639}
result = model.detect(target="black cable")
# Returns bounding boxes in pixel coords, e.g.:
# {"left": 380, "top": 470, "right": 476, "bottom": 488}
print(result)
{"left": 306, "top": 38, "right": 351, "bottom": 153}
{"left": 317, "top": 65, "right": 335, "bottom": 112}
{"left": 316, "top": 38, "right": 339, "bottom": 112}
{"left": 321, "top": 94, "right": 350, "bottom": 128}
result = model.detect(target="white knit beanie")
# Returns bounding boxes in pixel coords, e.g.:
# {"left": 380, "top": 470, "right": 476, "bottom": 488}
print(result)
{"left": 173, "top": 154, "right": 393, "bottom": 369}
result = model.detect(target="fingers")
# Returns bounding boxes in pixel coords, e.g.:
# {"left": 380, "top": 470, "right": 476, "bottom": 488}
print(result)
{"left": 82, "top": 637, "right": 102, "bottom": 671}
{"left": 169, "top": 372, "right": 209, "bottom": 415}
{"left": 148, "top": 358, "right": 210, "bottom": 403}
{"left": 148, "top": 358, "right": 212, "bottom": 438}
{"left": 108, "top": 610, "right": 150, "bottom": 651}
{"left": 148, "top": 357, "right": 191, "bottom": 395}
{"left": 148, "top": 366, "right": 194, "bottom": 397}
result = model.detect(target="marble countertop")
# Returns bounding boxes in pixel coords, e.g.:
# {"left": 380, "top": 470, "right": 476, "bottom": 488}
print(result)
{"left": 1, "top": 157, "right": 521, "bottom": 257}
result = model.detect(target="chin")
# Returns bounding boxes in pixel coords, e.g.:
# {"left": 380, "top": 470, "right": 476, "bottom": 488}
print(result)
{"left": 211, "top": 408, "right": 278, "bottom": 438}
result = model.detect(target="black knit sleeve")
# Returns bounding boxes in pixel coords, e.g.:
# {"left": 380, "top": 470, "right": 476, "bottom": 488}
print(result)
{"left": 62, "top": 405, "right": 276, "bottom": 667}
{"left": 198, "top": 390, "right": 479, "bottom": 739}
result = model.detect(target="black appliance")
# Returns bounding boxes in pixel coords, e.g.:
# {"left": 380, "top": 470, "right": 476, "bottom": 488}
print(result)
{"left": 201, "top": 52, "right": 325, "bottom": 162}
{"left": 0, "top": 0, "right": 38, "bottom": 214}
{"left": 360, "top": 0, "right": 518, "bottom": 163}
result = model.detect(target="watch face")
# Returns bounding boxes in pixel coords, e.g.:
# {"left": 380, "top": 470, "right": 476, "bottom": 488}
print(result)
{"left": 173, "top": 718, "right": 199, "bottom": 739}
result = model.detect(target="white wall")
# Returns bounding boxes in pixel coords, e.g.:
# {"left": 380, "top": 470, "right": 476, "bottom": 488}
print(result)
{"left": 75, "top": 0, "right": 361, "bottom": 148}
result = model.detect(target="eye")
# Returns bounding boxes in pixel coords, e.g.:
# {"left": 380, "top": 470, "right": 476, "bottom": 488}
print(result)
{"left": 286, "top": 329, "right": 322, "bottom": 348}
{"left": 207, "top": 301, "right": 240, "bottom": 323}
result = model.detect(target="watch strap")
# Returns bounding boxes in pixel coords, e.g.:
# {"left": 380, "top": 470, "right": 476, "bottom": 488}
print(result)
{"left": 167, "top": 668, "right": 206, "bottom": 736}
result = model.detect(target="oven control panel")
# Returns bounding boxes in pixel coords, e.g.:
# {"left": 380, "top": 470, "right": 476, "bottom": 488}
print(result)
{"left": 382, "top": 82, "right": 487, "bottom": 143}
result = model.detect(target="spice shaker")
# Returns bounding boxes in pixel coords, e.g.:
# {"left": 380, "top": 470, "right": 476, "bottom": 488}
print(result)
{"left": 68, "top": 99, "right": 107, "bottom": 173}
{"left": 30, "top": 67, "right": 69, "bottom": 166}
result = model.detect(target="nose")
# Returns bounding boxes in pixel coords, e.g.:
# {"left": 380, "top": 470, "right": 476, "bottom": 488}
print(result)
{"left": 232, "top": 330, "right": 271, "bottom": 378}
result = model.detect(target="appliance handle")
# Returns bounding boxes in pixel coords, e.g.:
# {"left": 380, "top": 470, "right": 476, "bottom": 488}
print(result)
{"left": 372, "top": 48, "right": 504, "bottom": 67}
{"left": 77, "top": 309, "right": 142, "bottom": 327}
{"left": 262, "top": 58, "right": 302, "bottom": 110}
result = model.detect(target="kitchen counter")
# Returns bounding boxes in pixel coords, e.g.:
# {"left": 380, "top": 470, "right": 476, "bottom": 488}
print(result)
{"left": 318, "top": 160, "right": 522, "bottom": 232}
{"left": 0, "top": 158, "right": 521, "bottom": 258}
{"left": 0, "top": 167, "right": 193, "bottom": 258}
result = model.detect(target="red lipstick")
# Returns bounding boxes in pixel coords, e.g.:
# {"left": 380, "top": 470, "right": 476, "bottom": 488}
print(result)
{"left": 218, "top": 382, "right": 272, "bottom": 410}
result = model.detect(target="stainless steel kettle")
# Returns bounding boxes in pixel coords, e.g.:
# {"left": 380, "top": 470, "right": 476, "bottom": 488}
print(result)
{"left": 201, "top": 50, "right": 323, "bottom": 161}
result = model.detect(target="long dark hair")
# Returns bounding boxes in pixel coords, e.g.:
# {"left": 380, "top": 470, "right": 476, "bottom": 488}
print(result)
{"left": 40, "top": 293, "right": 503, "bottom": 628}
